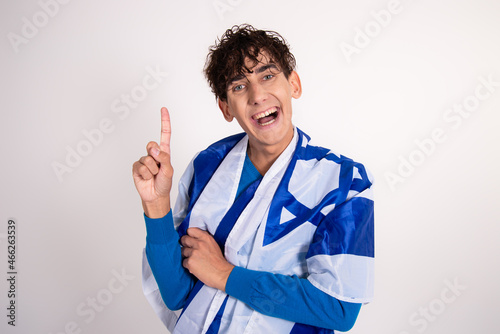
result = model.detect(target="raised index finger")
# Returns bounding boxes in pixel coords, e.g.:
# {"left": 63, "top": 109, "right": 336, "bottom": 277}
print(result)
{"left": 160, "top": 107, "right": 171, "bottom": 154}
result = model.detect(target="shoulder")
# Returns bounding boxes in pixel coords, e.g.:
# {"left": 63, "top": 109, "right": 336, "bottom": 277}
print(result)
{"left": 296, "top": 128, "right": 373, "bottom": 187}
{"left": 291, "top": 129, "right": 373, "bottom": 207}
{"left": 194, "top": 132, "right": 246, "bottom": 164}
{"left": 183, "top": 133, "right": 246, "bottom": 209}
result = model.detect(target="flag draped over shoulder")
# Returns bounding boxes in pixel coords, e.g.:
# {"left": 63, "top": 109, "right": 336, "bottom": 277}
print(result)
{"left": 143, "top": 127, "right": 374, "bottom": 334}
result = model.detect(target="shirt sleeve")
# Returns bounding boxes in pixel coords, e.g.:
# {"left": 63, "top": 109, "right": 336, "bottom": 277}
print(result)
{"left": 144, "top": 210, "right": 196, "bottom": 310}
{"left": 225, "top": 266, "right": 361, "bottom": 332}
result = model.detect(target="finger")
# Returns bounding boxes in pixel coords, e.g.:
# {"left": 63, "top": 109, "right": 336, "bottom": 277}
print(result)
{"left": 146, "top": 145, "right": 172, "bottom": 171}
{"left": 186, "top": 227, "right": 207, "bottom": 239}
{"left": 180, "top": 235, "right": 197, "bottom": 248}
{"left": 146, "top": 141, "right": 172, "bottom": 177}
{"left": 139, "top": 155, "right": 159, "bottom": 175}
{"left": 160, "top": 107, "right": 171, "bottom": 154}
{"left": 133, "top": 161, "right": 153, "bottom": 180}
{"left": 146, "top": 142, "right": 162, "bottom": 165}
{"left": 132, "top": 161, "right": 145, "bottom": 178}
{"left": 181, "top": 246, "right": 192, "bottom": 258}
{"left": 146, "top": 141, "right": 159, "bottom": 153}
{"left": 182, "top": 257, "right": 190, "bottom": 270}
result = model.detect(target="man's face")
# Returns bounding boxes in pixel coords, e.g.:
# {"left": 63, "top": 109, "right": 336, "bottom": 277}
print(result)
{"left": 218, "top": 53, "right": 302, "bottom": 157}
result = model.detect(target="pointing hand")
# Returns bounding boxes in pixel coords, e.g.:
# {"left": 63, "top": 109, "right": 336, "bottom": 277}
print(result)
{"left": 132, "top": 107, "right": 173, "bottom": 218}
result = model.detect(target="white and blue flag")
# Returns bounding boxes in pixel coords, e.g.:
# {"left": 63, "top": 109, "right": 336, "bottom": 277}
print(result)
{"left": 143, "top": 127, "right": 374, "bottom": 333}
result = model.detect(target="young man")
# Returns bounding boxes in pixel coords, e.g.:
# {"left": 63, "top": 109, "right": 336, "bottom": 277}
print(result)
{"left": 132, "top": 24, "right": 374, "bottom": 333}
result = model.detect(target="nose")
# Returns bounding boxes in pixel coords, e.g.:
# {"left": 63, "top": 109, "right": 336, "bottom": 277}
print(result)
{"left": 248, "top": 83, "right": 267, "bottom": 105}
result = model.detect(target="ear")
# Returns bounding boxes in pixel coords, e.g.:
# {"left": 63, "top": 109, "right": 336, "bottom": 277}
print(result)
{"left": 288, "top": 71, "right": 302, "bottom": 99}
{"left": 218, "top": 98, "right": 234, "bottom": 122}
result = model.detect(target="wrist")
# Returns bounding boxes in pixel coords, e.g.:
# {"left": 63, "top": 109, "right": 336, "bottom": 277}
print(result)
{"left": 142, "top": 198, "right": 171, "bottom": 218}
{"left": 220, "top": 264, "right": 235, "bottom": 292}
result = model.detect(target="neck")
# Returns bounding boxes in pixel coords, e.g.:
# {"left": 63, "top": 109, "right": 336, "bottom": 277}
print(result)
{"left": 247, "top": 130, "right": 294, "bottom": 175}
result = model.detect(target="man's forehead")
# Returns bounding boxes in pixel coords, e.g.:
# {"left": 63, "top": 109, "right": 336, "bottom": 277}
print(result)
{"left": 243, "top": 52, "right": 279, "bottom": 71}
{"left": 229, "top": 55, "right": 281, "bottom": 83}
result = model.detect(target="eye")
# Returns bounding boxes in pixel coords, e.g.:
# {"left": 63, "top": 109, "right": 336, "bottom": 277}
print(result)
{"left": 263, "top": 74, "right": 274, "bottom": 80}
{"left": 233, "top": 84, "right": 245, "bottom": 91}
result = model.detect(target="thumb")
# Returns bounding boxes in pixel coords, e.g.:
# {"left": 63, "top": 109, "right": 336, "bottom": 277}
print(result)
{"left": 149, "top": 147, "right": 173, "bottom": 177}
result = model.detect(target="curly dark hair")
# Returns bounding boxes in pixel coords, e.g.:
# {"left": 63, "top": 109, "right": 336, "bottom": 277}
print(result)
{"left": 204, "top": 24, "right": 296, "bottom": 101}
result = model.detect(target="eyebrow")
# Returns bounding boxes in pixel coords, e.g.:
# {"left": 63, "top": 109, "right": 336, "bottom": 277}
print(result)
{"left": 229, "top": 63, "right": 280, "bottom": 84}
{"left": 255, "top": 63, "right": 279, "bottom": 74}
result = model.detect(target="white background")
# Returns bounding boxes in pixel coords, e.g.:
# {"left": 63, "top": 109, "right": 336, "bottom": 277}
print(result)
{"left": 1, "top": 0, "right": 499, "bottom": 333}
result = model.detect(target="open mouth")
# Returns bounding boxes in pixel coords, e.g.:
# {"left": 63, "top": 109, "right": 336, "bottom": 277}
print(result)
{"left": 253, "top": 107, "right": 279, "bottom": 126}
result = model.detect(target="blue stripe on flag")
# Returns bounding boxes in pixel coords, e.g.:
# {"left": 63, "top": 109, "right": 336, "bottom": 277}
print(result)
{"left": 307, "top": 197, "right": 374, "bottom": 258}
{"left": 205, "top": 295, "right": 229, "bottom": 334}
{"left": 178, "top": 133, "right": 245, "bottom": 237}
{"left": 264, "top": 130, "right": 371, "bottom": 246}
{"left": 188, "top": 132, "right": 245, "bottom": 212}
{"left": 213, "top": 177, "right": 262, "bottom": 251}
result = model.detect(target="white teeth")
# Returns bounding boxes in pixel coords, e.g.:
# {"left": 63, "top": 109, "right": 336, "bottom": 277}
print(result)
{"left": 254, "top": 107, "right": 277, "bottom": 120}
{"left": 259, "top": 118, "right": 276, "bottom": 126}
